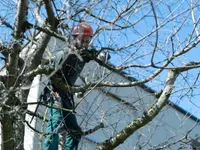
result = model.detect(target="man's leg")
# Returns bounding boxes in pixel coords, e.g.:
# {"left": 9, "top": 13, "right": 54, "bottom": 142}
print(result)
{"left": 43, "top": 100, "right": 63, "bottom": 150}
{"left": 64, "top": 113, "right": 82, "bottom": 150}
{"left": 59, "top": 91, "right": 82, "bottom": 150}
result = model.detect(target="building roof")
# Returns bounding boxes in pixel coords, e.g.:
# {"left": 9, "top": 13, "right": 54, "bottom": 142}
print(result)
{"left": 115, "top": 68, "right": 200, "bottom": 122}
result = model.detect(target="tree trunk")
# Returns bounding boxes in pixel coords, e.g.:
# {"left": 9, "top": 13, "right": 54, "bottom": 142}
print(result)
{"left": 13, "top": 114, "right": 25, "bottom": 150}
{"left": 0, "top": 90, "right": 28, "bottom": 150}
{"left": 1, "top": 113, "right": 14, "bottom": 150}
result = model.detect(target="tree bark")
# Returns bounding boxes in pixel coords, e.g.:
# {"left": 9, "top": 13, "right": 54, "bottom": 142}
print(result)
{"left": 1, "top": 113, "right": 14, "bottom": 150}
{"left": 13, "top": 114, "right": 25, "bottom": 150}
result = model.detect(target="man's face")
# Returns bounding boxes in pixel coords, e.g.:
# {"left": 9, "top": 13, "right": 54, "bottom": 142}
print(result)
{"left": 74, "top": 35, "right": 91, "bottom": 50}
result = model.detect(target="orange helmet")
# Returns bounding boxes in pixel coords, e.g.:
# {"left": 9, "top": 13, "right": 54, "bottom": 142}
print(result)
{"left": 72, "top": 23, "right": 93, "bottom": 37}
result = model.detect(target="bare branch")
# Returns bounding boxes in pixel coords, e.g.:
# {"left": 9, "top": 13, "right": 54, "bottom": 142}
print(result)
{"left": 0, "top": 16, "right": 14, "bottom": 30}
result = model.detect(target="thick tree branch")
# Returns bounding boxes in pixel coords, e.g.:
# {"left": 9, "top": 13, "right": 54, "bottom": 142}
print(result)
{"left": 28, "top": 32, "right": 51, "bottom": 70}
{"left": 14, "top": 0, "right": 28, "bottom": 39}
{"left": 6, "top": 0, "right": 28, "bottom": 87}
{"left": 96, "top": 69, "right": 179, "bottom": 150}
{"left": 23, "top": 64, "right": 53, "bottom": 79}
{"left": 43, "top": 0, "right": 58, "bottom": 29}
{"left": 29, "top": 0, "right": 57, "bottom": 71}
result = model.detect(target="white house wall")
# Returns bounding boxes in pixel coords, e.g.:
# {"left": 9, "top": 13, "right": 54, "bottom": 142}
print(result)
{"left": 75, "top": 87, "right": 200, "bottom": 149}
{"left": 24, "top": 75, "right": 49, "bottom": 150}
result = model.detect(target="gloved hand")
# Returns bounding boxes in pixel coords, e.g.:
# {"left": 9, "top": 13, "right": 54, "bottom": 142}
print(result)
{"left": 75, "top": 92, "right": 84, "bottom": 98}
{"left": 97, "top": 51, "right": 110, "bottom": 62}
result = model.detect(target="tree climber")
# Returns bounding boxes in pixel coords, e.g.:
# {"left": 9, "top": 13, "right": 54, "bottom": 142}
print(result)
{"left": 43, "top": 22, "right": 96, "bottom": 150}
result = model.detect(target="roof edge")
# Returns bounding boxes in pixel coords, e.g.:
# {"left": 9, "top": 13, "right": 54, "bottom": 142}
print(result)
{"left": 107, "top": 62, "right": 200, "bottom": 122}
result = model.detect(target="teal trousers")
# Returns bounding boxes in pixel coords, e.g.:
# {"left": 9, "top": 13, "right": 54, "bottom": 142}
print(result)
{"left": 43, "top": 99, "right": 82, "bottom": 150}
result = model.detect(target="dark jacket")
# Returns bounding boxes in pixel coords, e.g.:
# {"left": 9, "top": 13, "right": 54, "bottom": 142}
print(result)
{"left": 43, "top": 48, "right": 92, "bottom": 110}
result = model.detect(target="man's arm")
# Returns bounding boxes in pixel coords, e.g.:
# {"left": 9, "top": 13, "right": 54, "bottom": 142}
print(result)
{"left": 83, "top": 48, "right": 111, "bottom": 63}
